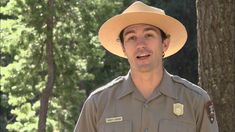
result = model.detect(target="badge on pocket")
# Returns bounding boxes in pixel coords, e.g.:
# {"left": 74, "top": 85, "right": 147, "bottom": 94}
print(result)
{"left": 173, "top": 103, "right": 184, "bottom": 116}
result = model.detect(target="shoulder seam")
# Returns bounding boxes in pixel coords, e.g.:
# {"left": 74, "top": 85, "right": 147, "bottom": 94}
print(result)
{"left": 171, "top": 75, "right": 206, "bottom": 96}
{"left": 90, "top": 76, "right": 124, "bottom": 96}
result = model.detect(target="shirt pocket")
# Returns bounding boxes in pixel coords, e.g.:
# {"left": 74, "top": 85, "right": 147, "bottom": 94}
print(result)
{"left": 99, "top": 120, "right": 132, "bottom": 132}
{"left": 158, "top": 119, "right": 195, "bottom": 132}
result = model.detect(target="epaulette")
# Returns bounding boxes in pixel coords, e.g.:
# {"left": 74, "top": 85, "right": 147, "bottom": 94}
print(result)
{"left": 90, "top": 76, "right": 125, "bottom": 96}
{"left": 171, "top": 75, "right": 206, "bottom": 96}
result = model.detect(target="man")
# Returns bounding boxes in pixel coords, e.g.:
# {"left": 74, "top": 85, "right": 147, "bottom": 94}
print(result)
{"left": 74, "top": 1, "right": 219, "bottom": 132}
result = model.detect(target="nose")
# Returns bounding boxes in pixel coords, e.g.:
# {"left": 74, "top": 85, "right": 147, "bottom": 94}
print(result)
{"left": 136, "top": 37, "right": 147, "bottom": 48}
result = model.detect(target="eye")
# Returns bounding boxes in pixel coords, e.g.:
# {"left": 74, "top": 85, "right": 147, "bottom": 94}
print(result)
{"left": 129, "top": 36, "right": 136, "bottom": 40}
{"left": 125, "top": 35, "right": 137, "bottom": 42}
{"left": 145, "top": 33, "right": 154, "bottom": 38}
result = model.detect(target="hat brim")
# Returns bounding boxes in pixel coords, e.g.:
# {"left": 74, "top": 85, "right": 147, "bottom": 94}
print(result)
{"left": 98, "top": 12, "right": 187, "bottom": 58}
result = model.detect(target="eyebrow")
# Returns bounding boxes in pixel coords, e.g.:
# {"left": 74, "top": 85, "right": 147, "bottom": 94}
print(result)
{"left": 123, "top": 30, "right": 135, "bottom": 37}
{"left": 143, "top": 27, "right": 159, "bottom": 33}
{"left": 123, "top": 27, "right": 159, "bottom": 37}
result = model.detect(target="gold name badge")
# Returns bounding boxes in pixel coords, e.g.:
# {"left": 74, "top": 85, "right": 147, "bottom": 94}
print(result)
{"left": 173, "top": 103, "right": 184, "bottom": 116}
{"left": 105, "top": 116, "right": 123, "bottom": 123}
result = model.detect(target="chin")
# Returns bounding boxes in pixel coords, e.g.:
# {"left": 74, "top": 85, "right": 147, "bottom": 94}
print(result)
{"left": 135, "top": 66, "right": 153, "bottom": 72}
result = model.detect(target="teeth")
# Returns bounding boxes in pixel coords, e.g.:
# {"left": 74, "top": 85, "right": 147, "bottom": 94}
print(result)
{"left": 137, "top": 54, "right": 150, "bottom": 58}
{"left": 138, "top": 53, "right": 149, "bottom": 57}
{"left": 139, "top": 54, "right": 148, "bottom": 57}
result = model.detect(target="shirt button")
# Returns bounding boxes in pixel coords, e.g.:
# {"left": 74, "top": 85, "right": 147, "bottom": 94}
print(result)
{"left": 144, "top": 128, "right": 148, "bottom": 132}
{"left": 144, "top": 104, "right": 148, "bottom": 108}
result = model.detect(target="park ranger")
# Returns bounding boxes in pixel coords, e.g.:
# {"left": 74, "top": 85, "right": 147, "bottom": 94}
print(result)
{"left": 74, "top": 1, "right": 219, "bottom": 132}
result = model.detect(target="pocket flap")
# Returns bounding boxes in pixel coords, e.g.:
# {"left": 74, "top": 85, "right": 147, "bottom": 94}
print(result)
{"left": 159, "top": 119, "right": 195, "bottom": 132}
{"left": 99, "top": 120, "right": 132, "bottom": 132}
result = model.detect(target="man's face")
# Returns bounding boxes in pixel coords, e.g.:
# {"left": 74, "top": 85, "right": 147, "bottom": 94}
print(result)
{"left": 122, "top": 24, "right": 169, "bottom": 72}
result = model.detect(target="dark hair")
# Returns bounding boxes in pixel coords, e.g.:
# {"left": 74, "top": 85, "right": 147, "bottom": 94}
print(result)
{"left": 118, "top": 27, "right": 168, "bottom": 45}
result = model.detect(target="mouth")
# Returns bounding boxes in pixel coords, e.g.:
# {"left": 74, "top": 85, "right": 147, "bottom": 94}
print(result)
{"left": 136, "top": 53, "right": 151, "bottom": 60}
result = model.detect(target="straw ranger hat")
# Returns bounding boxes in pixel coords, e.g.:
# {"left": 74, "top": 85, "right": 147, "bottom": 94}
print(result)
{"left": 98, "top": 1, "right": 187, "bottom": 58}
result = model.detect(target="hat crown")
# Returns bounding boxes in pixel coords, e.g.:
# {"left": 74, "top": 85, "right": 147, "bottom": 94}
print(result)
{"left": 123, "top": 1, "right": 165, "bottom": 15}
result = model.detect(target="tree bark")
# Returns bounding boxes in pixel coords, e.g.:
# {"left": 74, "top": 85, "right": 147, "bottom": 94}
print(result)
{"left": 38, "top": 0, "right": 55, "bottom": 131}
{"left": 196, "top": 0, "right": 235, "bottom": 132}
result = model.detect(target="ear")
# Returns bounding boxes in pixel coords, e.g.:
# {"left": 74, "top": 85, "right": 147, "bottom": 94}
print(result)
{"left": 162, "top": 38, "right": 170, "bottom": 52}
{"left": 121, "top": 44, "right": 128, "bottom": 57}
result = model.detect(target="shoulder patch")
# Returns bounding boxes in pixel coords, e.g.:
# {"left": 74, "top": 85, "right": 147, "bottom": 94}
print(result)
{"left": 206, "top": 101, "right": 215, "bottom": 124}
{"left": 90, "top": 76, "right": 124, "bottom": 96}
{"left": 171, "top": 75, "right": 205, "bottom": 95}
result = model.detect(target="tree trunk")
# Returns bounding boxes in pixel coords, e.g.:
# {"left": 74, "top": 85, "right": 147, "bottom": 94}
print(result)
{"left": 196, "top": 0, "right": 235, "bottom": 132}
{"left": 38, "top": 0, "right": 55, "bottom": 131}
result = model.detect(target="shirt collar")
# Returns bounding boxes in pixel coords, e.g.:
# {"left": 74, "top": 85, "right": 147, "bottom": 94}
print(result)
{"left": 117, "top": 70, "right": 135, "bottom": 99}
{"left": 117, "top": 69, "right": 178, "bottom": 100}
{"left": 158, "top": 69, "right": 178, "bottom": 100}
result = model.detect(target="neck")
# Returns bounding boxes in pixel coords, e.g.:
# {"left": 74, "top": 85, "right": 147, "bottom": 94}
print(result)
{"left": 130, "top": 67, "right": 164, "bottom": 99}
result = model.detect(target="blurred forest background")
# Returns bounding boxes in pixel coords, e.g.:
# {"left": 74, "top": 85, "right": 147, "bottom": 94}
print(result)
{"left": 0, "top": 0, "right": 234, "bottom": 132}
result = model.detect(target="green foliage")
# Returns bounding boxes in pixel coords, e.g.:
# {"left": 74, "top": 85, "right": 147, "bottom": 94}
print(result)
{"left": 75, "top": 0, "right": 131, "bottom": 94}
{"left": 1, "top": 0, "right": 89, "bottom": 131}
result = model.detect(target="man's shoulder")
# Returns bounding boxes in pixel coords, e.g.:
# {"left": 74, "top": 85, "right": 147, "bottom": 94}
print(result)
{"left": 171, "top": 75, "right": 208, "bottom": 97}
{"left": 90, "top": 76, "right": 125, "bottom": 97}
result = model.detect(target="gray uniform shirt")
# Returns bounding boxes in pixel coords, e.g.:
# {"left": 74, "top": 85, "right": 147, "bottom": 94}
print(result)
{"left": 74, "top": 70, "right": 219, "bottom": 132}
